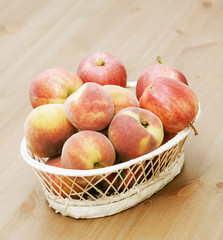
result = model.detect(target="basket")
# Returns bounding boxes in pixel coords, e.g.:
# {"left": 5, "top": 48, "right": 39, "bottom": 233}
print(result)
{"left": 20, "top": 81, "right": 200, "bottom": 219}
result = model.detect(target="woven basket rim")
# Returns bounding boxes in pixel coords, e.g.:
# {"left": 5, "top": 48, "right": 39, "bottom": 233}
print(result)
{"left": 20, "top": 81, "right": 200, "bottom": 177}
{"left": 43, "top": 152, "right": 185, "bottom": 219}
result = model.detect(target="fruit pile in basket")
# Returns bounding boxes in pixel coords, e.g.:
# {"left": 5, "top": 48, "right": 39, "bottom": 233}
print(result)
{"left": 24, "top": 51, "right": 199, "bottom": 198}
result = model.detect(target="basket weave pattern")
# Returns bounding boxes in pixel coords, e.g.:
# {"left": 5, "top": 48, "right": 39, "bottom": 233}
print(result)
{"left": 20, "top": 81, "right": 200, "bottom": 218}
{"left": 21, "top": 132, "right": 189, "bottom": 218}
{"left": 31, "top": 138, "right": 185, "bottom": 199}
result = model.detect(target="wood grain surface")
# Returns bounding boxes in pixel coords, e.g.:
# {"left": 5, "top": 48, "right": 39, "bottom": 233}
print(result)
{"left": 0, "top": 0, "right": 223, "bottom": 239}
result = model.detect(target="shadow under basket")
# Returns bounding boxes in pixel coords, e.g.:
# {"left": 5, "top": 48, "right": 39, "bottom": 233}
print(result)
{"left": 20, "top": 82, "right": 200, "bottom": 219}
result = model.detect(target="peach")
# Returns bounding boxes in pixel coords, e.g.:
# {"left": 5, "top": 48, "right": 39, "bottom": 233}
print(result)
{"left": 44, "top": 155, "right": 81, "bottom": 199}
{"left": 61, "top": 131, "right": 116, "bottom": 170}
{"left": 64, "top": 82, "right": 115, "bottom": 131}
{"left": 24, "top": 104, "right": 77, "bottom": 157}
{"left": 108, "top": 107, "right": 164, "bottom": 161}
{"left": 29, "top": 68, "right": 83, "bottom": 108}
{"left": 104, "top": 85, "right": 139, "bottom": 114}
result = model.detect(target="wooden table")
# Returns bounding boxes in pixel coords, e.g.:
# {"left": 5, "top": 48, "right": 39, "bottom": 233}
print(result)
{"left": 1, "top": 0, "right": 223, "bottom": 239}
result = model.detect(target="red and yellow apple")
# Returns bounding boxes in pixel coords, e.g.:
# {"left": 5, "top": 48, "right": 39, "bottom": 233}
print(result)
{"left": 104, "top": 85, "right": 139, "bottom": 114}
{"left": 44, "top": 155, "right": 81, "bottom": 199}
{"left": 24, "top": 104, "right": 77, "bottom": 158}
{"left": 77, "top": 51, "right": 127, "bottom": 87}
{"left": 64, "top": 82, "right": 115, "bottom": 131}
{"left": 61, "top": 131, "right": 116, "bottom": 170}
{"left": 29, "top": 68, "right": 83, "bottom": 108}
{"left": 108, "top": 107, "right": 164, "bottom": 161}
{"left": 139, "top": 77, "right": 199, "bottom": 133}
{"left": 136, "top": 63, "right": 188, "bottom": 100}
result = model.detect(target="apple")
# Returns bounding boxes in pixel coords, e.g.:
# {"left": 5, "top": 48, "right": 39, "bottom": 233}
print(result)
{"left": 104, "top": 84, "right": 139, "bottom": 114}
{"left": 108, "top": 107, "right": 164, "bottom": 161}
{"left": 77, "top": 51, "right": 127, "bottom": 87}
{"left": 44, "top": 155, "right": 81, "bottom": 199}
{"left": 64, "top": 82, "right": 115, "bottom": 131}
{"left": 139, "top": 77, "right": 199, "bottom": 133}
{"left": 29, "top": 68, "right": 84, "bottom": 108}
{"left": 24, "top": 104, "right": 77, "bottom": 157}
{"left": 61, "top": 131, "right": 116, "bottom": 170}
{"left": 136, "top": 61, "right": 188, "bottom": 100}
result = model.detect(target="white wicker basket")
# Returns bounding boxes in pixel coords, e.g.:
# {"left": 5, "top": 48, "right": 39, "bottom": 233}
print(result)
{"left": 20, "top": 81, "right": 200, "bottom": 219}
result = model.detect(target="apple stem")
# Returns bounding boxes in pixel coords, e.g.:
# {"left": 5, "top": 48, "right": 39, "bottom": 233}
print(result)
{"left": 156, "top": 56, "right": 163, "bottom": 64}
{"left": 190, "top": 123, "right": 198, "bottom": 135}
{"left": 141, "top": 121, "right": 149, "bottom": 128}
{"left": 96, "top": 60, "right": 106, "bottom": 66}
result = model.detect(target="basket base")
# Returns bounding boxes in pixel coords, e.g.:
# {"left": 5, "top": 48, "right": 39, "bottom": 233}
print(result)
{"left": 44, "top": 152, "right": 185, "bottom": 219}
